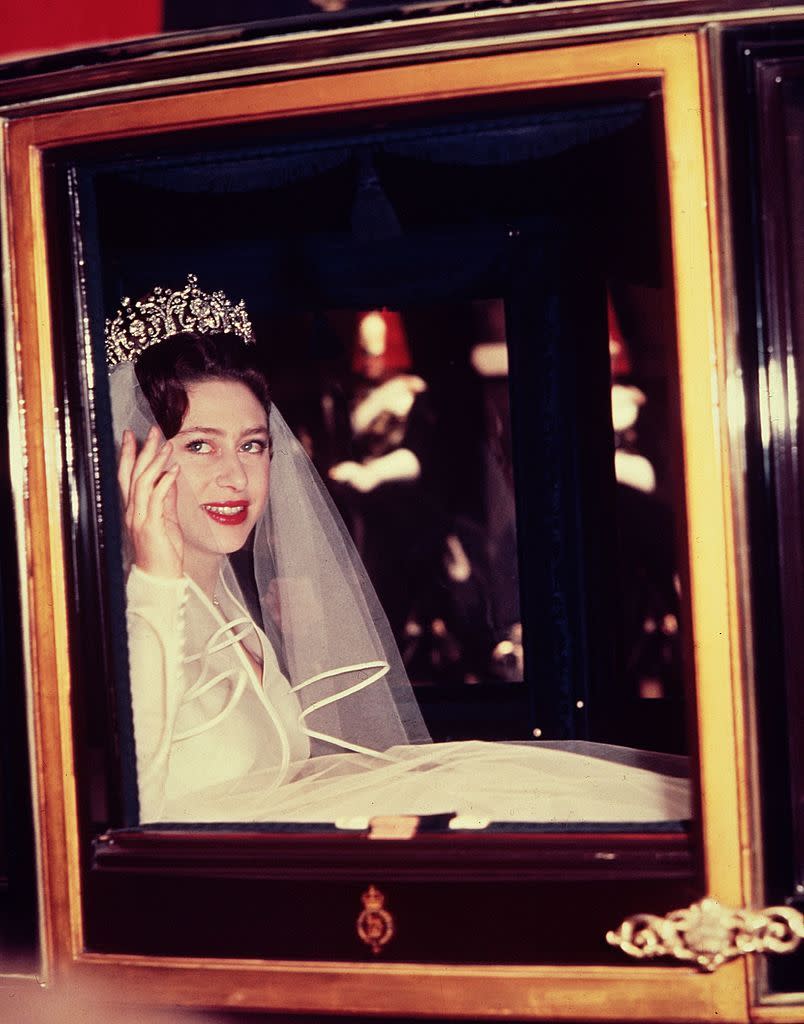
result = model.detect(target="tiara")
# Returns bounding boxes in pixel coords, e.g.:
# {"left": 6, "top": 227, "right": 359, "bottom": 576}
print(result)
{"left": 105, "top": 274, "right": 255, "bottom": 368}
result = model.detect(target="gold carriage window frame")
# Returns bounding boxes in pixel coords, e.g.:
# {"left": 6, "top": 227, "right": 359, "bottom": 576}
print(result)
{"left": 3, "top": 31, "right": 750, "bottom": 1020}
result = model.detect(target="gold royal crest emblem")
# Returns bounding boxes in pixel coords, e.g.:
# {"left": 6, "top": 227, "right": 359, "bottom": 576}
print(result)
{"left": 356, "top": 885, "right": 395, "bottom": 954}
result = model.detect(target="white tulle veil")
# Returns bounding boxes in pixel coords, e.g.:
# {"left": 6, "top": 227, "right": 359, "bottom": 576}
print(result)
{"left": 108, "top": 357, "right": 430, "bottom": 769}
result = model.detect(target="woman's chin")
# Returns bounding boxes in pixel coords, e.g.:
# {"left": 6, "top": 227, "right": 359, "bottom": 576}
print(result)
{"left": 187, "top": 523, "right": 253, "bottom": 558}
{"left": 213, "top": 526, "right": 252, "bottom": 553}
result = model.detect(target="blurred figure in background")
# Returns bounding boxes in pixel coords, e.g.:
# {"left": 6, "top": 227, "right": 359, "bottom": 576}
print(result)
{"left": 329, "top": 310, "right": 427, "bottom": 498}
{"left": 608, "top": 292, "right": 682, "bottom": 735}
{"left": 329, "top": 309, "right": 499, "bottom": 686}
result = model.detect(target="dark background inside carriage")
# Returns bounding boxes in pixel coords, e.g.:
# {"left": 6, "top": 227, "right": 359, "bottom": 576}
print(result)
{"left": 61, "top": 96, "right": 690, "bottom": 839}
{"left": 0, "top": 287, "right": 38, "bottom": 971}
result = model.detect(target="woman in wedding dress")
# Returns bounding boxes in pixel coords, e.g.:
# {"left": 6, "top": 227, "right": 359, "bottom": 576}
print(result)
{"left": 108, "top": 275, "right": 690, "bottom": 827}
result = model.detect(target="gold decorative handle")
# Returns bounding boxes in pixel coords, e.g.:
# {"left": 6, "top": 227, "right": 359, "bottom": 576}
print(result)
{"left": 607, "top": 897, "right": 804, "bottom": 972}
{"left": 356, "top": 885, "right": 395, "bottom": 954}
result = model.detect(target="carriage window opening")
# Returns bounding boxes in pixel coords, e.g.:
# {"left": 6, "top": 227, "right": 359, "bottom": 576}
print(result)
{"left": 69, "top": 99, "right": 692, "bottom": 832}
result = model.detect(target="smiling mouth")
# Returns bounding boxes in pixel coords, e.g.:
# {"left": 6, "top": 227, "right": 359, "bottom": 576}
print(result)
{"left": 202, "top": 502, "right": 250, "bottom": 526}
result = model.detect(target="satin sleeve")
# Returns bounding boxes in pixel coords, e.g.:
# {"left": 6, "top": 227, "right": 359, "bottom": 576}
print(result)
{"left": 125, "top": 565, "right": 189, "bottom": 822}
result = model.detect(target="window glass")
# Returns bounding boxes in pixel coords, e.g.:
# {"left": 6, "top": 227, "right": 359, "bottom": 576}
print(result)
{"left": 68, "top": 99, "right": 692, "bottom": 833}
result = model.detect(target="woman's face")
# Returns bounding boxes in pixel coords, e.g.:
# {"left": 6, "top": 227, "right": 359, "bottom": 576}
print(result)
{"left": 169, "top": 378, "right": 270, "bottom": 563}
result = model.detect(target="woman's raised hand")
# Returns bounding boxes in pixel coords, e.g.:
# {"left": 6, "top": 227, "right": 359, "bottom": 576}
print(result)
{"left": 118, "top": 426, "right": 184, "bottom": 579}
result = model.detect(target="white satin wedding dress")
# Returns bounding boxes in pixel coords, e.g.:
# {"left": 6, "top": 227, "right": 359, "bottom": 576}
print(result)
{"left": 126, "top": 565, "right": 690, "bottom": 827}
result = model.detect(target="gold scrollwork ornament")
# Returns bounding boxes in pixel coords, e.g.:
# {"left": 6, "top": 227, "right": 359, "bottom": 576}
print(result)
{"left": 357, "top": 885, "right": 395, "bottom": 954}
{"left": 607, "top": 897, "right": 804, "bottom": 972}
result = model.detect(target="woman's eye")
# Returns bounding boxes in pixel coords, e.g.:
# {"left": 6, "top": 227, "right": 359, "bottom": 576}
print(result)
{"left": 241, "top": 439, "right": 268, "bottom": 454}
{"left": 185, "top": 439, "right": 213, "bottom": 454}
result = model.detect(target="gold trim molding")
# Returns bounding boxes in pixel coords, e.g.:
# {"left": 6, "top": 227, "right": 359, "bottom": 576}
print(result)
{"left": 607, "top": 897, "right": 804, "bottom": 972}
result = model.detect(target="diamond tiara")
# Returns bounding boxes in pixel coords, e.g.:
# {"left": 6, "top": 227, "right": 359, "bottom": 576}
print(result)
{"left": 105, "top": 274, "right": 255, "bottom": 368}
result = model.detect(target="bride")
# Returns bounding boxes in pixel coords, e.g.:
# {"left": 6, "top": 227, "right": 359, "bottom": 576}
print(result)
{"left": 108, "top": 275, "right": 689, "bottom": 826}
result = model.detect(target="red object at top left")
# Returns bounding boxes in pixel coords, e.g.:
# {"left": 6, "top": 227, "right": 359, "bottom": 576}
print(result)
{"left": 0, "top": 0, "right": 162, "bottom": 61}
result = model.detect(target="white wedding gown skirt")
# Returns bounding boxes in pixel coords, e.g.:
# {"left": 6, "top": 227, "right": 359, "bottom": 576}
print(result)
{"left": 156, "top": 739, "right": 690, "bottom": 826}
{"left": 126, "top": 569, "right": 689, "bottom": 828}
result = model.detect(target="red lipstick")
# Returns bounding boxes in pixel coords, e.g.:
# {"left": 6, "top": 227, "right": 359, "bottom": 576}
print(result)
{"left": 202, "top": 501, "right": 250, "bottom": 526}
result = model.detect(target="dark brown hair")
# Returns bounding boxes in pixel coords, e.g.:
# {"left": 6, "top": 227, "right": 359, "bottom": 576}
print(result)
{"left": 134, "top": 332, "right": 272, "bottom": 439}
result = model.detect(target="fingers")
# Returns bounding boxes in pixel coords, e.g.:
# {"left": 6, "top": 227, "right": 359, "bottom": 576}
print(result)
{"left": 126, "top": 433, "right": 175, "bottom": 530}
{"left": 150, "top": 462, "right": 180, "bottom": 518}
{"left": 118, "top": 426, "right": 184, "bottom": 578}
{"left": 119, "top": 426, "right": 163, "bottom": 507}
{"left": 128, "top": 426, "right": 164, "bottom": 491}
{"left": 130, "top": 448, "right": 174, "bottom": 527}
{"left": 117, "top": 429, "right": 136, "bottom": 506}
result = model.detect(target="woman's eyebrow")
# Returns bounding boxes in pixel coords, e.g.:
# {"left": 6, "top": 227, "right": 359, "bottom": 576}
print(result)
{"left": 175, "top": 425, "right": 225, "bottom": 436}
{"left": 175, "top": 425, "right": 269, "bottom": 436}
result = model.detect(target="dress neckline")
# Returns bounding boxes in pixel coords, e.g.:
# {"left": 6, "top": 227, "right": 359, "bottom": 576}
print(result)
{"left": 186, "top": 573, "right": 266, "bottom": 689}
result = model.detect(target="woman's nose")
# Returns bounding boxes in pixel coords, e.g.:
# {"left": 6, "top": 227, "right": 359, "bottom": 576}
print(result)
{"left": 216, "top": 450, "right": 248, "bottom": 490}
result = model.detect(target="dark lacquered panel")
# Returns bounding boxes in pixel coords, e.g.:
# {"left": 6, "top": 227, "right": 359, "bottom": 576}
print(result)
{"left": 86, "top": 829, "right": 695, "bottom": 962}
{"left": 722, "top": 23, "right": 804, "bottom": 997}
